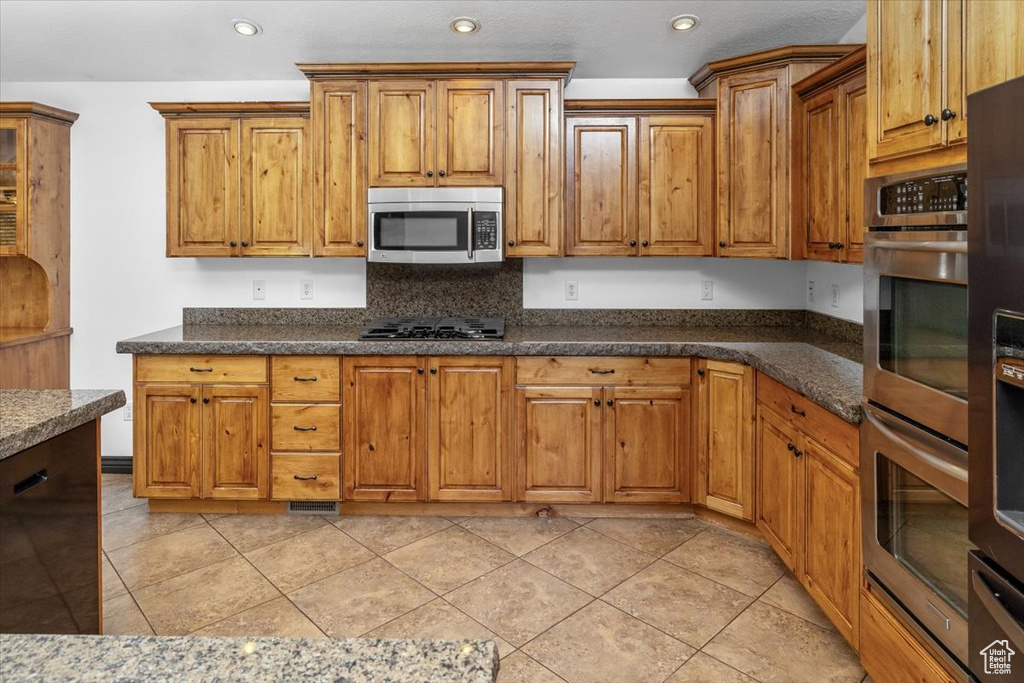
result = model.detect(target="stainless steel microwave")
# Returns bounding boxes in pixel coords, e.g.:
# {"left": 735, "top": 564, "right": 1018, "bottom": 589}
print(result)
{"left": 366, "top": 187, "right": 503, "bottom": 264}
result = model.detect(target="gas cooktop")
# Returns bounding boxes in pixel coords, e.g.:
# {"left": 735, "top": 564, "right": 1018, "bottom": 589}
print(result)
{"left": 359, "top": 317, "right": 505, "bottom": 340}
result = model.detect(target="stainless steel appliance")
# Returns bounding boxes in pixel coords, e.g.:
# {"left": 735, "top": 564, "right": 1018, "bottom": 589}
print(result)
{"left": 967, "top": 76, "right": 1024, "bottom": 682}
{"left": 359, "top": 317, "right": 505, "bottom": 340}
{"left": 367, "top": 187, "right": 503, "bottom": 264}
{"left": 863, "top": 163, "right": 972, "bottom": 675}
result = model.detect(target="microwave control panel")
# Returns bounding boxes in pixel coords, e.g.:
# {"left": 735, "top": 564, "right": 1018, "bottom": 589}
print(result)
{"left": 881, "top": 172, "right": 967, "bottom": 215}
{"left": 473, "top": 212, "right": 499, "bottom": 250}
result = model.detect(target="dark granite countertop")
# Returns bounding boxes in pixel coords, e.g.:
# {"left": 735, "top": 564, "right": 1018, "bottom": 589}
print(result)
{"left": 117, "top": 325, "right": 862, "bottom": 424}
{"left": 0, "top": 634, "right": 498, "bottom": 682}
{"left": 0, "top": 389, "right": 126, "bottom": 460}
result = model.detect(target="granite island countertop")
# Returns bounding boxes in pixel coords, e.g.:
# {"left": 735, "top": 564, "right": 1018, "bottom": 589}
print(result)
{"left": 117, "top": 325, "right": 863, "bottom": 424}
{"left": 0, "top": 633, "right": 498, "bottom": 682}
{"left": 0, "top": 389, "right": 126, "bottom": 460}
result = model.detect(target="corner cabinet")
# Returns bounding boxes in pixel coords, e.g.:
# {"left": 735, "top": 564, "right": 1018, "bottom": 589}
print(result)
{"left": 695, "top": 360, "right": 755, "bottom": 520}
{"left": 153, "top": 103, "right": 312, "bottom": 257}
{"left": 690, "top": 45, "right": 858, "bottom": 258}
{"left": 564, "top": 100, "right": 716, "bottom": 257}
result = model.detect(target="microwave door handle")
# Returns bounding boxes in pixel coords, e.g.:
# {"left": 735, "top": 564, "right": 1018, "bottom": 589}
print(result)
{"left": 467, "top": 207, "right": 474, "bottom": 261}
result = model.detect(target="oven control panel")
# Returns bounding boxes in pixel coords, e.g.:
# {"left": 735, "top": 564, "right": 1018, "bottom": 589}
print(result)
{"left": 880, "top": 172, "right": 967, "bottom": 215}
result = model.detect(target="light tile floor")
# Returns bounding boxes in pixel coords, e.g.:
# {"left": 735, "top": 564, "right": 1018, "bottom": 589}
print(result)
{"left": 101, "top": 475, "right": 867, "bottom": 683}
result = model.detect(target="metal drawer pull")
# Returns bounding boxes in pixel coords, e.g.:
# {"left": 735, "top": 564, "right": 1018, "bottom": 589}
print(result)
{"left": 189, "top": 367, "right": 214, "bottom": 373}
{"left": 589, "top": 369, "right": 615, "bottom": 375}
{"left": 14, "top": 469, "right": 48, "bottom": 496}
{"left": 787, "top": 443, "right": 795, "bottom": 451}
{"left": 293, "top": 425, "right": 318, "bottom": 432}
{"left": 791, "top": 404, "right": 807, "bottom": 417}
{"left": 293, "top": 376, "right": 318, "bottom": 382}
{"left": 293, "top": 474, "right": 319, "bottom": 481}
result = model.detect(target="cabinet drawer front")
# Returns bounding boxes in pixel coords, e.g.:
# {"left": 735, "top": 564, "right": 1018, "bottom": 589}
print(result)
{"left": 271, "top": 356, "right": 341, "bottom": 402}
{"left": 271, "top": 454, "right": 340, "bottom": 500}
{"left": 271, "top": 404, "right": 341, "bottom": 451}
{"left": 137, "top": 355, "right": 268, "bottom": 384}
{"left": 516, "top": 357, "right": 691, "bottom": 386}
{"left": 755, "top": 373, "right": 857, "bottom": 467}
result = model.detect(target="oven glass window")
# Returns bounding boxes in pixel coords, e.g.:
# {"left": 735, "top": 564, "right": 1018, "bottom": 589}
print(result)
{"left": 876, "top": 454, "right": 970, "bottom": 617}
{"left": 879, "top": 277, "right": 968, "bottom": 400}
{"left": 374, "top": 211, "right": 468, "bottom": 251}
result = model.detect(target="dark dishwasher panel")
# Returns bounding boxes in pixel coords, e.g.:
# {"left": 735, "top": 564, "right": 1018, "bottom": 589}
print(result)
{"left": 969, "top": 551, "right": 1024, "bottom": 682}
{"left": 0, "top": 420, "right": 100, "bottom": 634}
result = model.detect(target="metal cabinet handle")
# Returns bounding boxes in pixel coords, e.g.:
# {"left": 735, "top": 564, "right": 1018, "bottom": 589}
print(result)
{"left": 241, "top": 241, "right": 248, "bottom": 247}
{"left": 293, "top": 474, "right": 319, "bottom": 481}
{"left": 642, "top": 240, "right": 649, "bottom": 247}
{"left": 189, "top": 367, "right": 214, "bottom": 373}
{"left": 190, "top": 397, "right": 197, "bottom": 404}
{"left": 793, "top": 448, "right": 803, "bottom": 457}
{"left": 593, "top": 400, "right": 601, "bottom": 406}
{"left": 941, "top": 108, "right": 957, "bottom": 121}
{"left": 426, "top": 170, "right": 434, "bottom": 178}
{"left": 356, "top": 240, "right": 365, "bottom": 247}
{"left": 828, "top": 242, "right": 838, "bottom": 249}
{"left": 507, "top": 240, "right": 515, "bottom": 247}
{"left": 629, "top": 240, "right": 637, "bottom": 247}
{"left": 791, "top": 404, "right": 807, "bottom": 417}
{"left": 719, "top": 241, "right": 727, "bottom": 248}
{"left": 293, "top": 425, "right": 318, "bottom": 432}
{"left": 430, "top": 368, "right": 437, "bottom": 374}
{"left": 697, "top": 369, "right": 705, "bottom": 377}
{"left": 589, "top": 369, "right": 615, "bottom": 375}
{"left": 438, "top": 170, "right": 446, "bottom": 177}
{"left": 836, "top": 242, "right": 845, "bottom": 250}
{"left": 787, "top": 443, "right": 796, "bottom": 451}
{"left": 923, "top": 114, "right": 938, "bottom": 126}
{"left": 606, "top": 399, "right": 614, "bottom": 407}
{"left": 230, "top": 241, "right": 237, "bottom": 247}
{"left": 202, "top": 398, "right": 210, "bottom": 404}
{"left": 293, "top": 376, "right": 318, "bottom": 382}
{"left": 417, "top": 367, "right": 424, "bottom": 374}
{"left": 13, "top": 469, "right": 48, "bottom": 496}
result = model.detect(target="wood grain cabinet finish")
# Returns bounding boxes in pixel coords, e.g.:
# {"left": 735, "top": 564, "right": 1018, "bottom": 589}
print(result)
{"left": 201, "top": 384, "right": 268, "bottom": 500}
{"left": 271, "top": 454, "right": 341, "bottom": 501}
{"left": 436, "top": 80, "right": 504, "bottom": 186}
{"left": 427, "top": 357, "right": 512, "bottom": 501}
{"left": 0, "top": 117, "right": 28, "bottom": 255}
{"left": 860, "top": 585, "right": 957, "bottom": 683}
{"left": 755, "top": 404, "right": 802, "bottom": 571}
{"left": 696, "top": 360, "right": 755, "bottom": 520}
{"left": 134, "top": 383, "right": 202, "bottom": 498}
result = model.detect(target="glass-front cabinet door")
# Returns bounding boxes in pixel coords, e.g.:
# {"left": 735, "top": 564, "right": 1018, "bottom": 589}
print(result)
{"left": 0, "top": 118, "right": 26, "bottom": 255}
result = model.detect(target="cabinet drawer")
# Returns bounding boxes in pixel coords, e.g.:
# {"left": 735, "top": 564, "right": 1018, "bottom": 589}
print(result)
{"left": 516, "top": 357, "right": 691, "bottom": 386}
{"left": 271, "top": 404, "right": 341, "bottom": 451}
{"left": 756, "top": 373, "right": 858, "bottom": 468}
{"left": 271, "top": 356, "right": 341, "bottom": 402}
{"left": 136, "top": 355, "right": 268, "bottom": 384}
{"left": 271, "top": 454, "right": 340, "bottom": 500}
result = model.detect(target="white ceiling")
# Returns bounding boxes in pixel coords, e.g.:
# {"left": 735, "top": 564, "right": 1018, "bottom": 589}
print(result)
{"left": 0, "top": 0, "right": 865, "bottom": 83}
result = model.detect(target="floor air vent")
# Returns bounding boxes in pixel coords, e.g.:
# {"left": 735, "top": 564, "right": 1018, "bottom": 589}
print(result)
{"left": 287, "top": 501, "right": 338, "bottom": 515}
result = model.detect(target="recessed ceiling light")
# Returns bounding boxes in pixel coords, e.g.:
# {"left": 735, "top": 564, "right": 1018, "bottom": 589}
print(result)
{"left": 450, "top": 17, "right": 480, "bottom": 34}
{"left": 669, "top": 14, "right": 700, "bottom": 32}
{"left": 233, "top": 19, "right": 263, "bottom": 36}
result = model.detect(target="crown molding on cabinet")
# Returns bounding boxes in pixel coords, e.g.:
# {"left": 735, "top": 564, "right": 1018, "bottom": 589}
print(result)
{"left": 688, "top": 44, "right": 860, "bottom": 92}
{"left": 149, "top": 101, "right": 310, "bottom": 118}
{"left": 792, "top": 45, "right": 867, "bottom": 98}
{"left": 296, "top": 61, "right": 576, "bottom": 83}
{"left": 0, "top": 101, "right": 79, "bottom": 125}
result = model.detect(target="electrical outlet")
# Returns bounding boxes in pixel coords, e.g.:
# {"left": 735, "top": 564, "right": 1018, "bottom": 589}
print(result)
{"left": 700, "top": 280, "right": 713, "bottom": 301}
{"left": 565, "top": 280, "right": 579, "bottom": 301}
{"left": 123, "top": 402, "right": 133, "bottom": 421}
{"left": 831, "top": 284, "right": 840, "bottom": 309}
{"left": 808, "top": 280, "right": 815, "bottom": 304}
{"left": 300, "top": 280, "right": 314, "bottom": 300}
{"left": 253, "top": 280, "right": 266, "bottom": 301}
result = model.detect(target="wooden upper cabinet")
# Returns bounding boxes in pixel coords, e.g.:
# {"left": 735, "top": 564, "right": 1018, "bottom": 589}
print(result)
{"left": 639, "top": 114, "right": 715, "bottom": 256}
{"left": 801, "top": 89, "right": 839, "bottom": 261}
{"left": 166, "top": 118, "right": 240, "bottom": 257}
{"left": 368, "top": 80, "right": 435, "bottom": 187}
{"left": 604, "top": 386, "right": 690, "bottom": 504}
{"left": 505, "top": 80, "right": 562, "bottom": 256}
{"left": 343, "top": 356, "right": 426, "bottom": 501}
{"left": 755, "top": 405, "right": 802, "bottom": 572}
{"left": 436, "top": 80, "right": 504, "bottom": 186}
{"left": 240, "top": 118, "right": 311, "bottom": 256}
{"left": 310, "top": 81, "right": 367, "bottom": 256}
{"left": 427, "top": 357, "right": 512, "bottom": 501}
{"left": 201, "top": 384, "right": 268, "bottom": 500}
{"left": 696, "top": 360, "right": 754, "bottom": 520}
{"left": 134, "top": 383, "right": 202, "bottom": 498}
{"left": 840, "top": 75, "right": 868, "bottom": 264}
{"left": 0, "top": 118, "right": 27, "bottom": 256}
{"left": 565, "top": 116, "right": 638, "bottom": 256}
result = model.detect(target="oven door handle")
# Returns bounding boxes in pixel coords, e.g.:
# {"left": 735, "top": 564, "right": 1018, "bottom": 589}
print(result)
{"left": 863, "top": 407, "right": 968, "bottom": 487}
{"left": 972, "top": 570, "right": 1024, "bottom": 652}
{"left": 467, "top": 207, "right": 474, "bottom": 261}
{"left": 867, "top": 240, "right": 968, "bottom": 254}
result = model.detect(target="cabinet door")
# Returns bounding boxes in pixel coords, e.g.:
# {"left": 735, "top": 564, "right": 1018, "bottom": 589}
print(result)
{"left": 343, "top": 357, "right": 426, "bottom": 501}
{"left": 516, "top": 386, "right": 602, "bottom": 503}
{"left": 802, "top": 436, "right": 861, "bottom": 650}
{"left": 311, "top": 81, "right": 367, "bottom": 256}
{"left": 505, "top": 80, "right": 562, "bottom": 256}
{"left": 946, "top": 0, "right": 1024, "bottom": 145}
{"left": 717, "top": 70, "right": 786, "bottom": 258}
{"left": 605, "top": 386, "right": 690, "bottom": 504}
{"left": 867, "top": 0, "right": 944, "bottom": 161}
{"left": 166, "top": 118, "right": 239, "bottom": 257}
{"left": 201, "top": 384, "right": 268, "bottom": 500}
{"left": 428, "top": 357, "right": 511, "bottom": 501}
{"left": 368, "top": 81, "right": 435, "bottom": 187}
{"left": 240, "top": 117, "right": 311, "bottom": 256}
{"left": 840, "top": 75, "right": 868, "bottom": 264}
{"left": 436, "top": 80, "right": 503, "bottom": 186}
{"left": 696, "top": 360, "right": 754, "bottom": 520}
{"left": 639, "top": 114, "right": 714, "bottom": 256}
{"left": 755, "top": 406, "right": 802, "bottom": 571}
{"left": 134, "top": 384, "right": 201, "bottom": 498}
{"left": 799, "top": 88, "right": 840, "bottom": 262}
{"left": 565, "top": 117, "right": 638, "bottom": 256}
{"left": 0, "top": 118, "right": 27, "bottom": 256}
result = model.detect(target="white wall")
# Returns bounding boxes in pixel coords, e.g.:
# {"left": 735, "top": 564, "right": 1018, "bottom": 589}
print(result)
{"left": 806, "top": 261, "right": 864, "bottom": 323}
{"left": 565, "top": 78, "right": 699, "bottom": 99}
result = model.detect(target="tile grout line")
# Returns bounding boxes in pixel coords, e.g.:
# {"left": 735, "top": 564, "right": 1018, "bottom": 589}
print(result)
{"left": 101, "top": 548, "right": 159, "bottom": 637}
{"left": 112, "top": 520, "right": 241, "bottom": 594}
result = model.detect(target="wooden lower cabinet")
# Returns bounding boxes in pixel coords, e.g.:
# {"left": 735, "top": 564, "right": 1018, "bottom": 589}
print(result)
{"left": 755, "top": 406, "right": 802, "bottom": 571}
{"left": 860, "top": 585, "right": 957, "bottom": 683}
{"left": 696, "top": 360, "right": 754, "bottom": 520}
{"left": 201, "top": 385, "right": 268, "bottom": 500}
{"left": 271, "top": 454, "right": 340, "bottom": 501}
{"left": 516, "top": 386, "right": 603, "bottom": 503}
{"left": 134, "top": 383, "right": 202, "bottom": 498}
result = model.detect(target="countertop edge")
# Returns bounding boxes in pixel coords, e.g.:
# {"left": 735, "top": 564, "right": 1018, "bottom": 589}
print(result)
{"left": 0, "top": 390, "right": 126, "bottom": 460}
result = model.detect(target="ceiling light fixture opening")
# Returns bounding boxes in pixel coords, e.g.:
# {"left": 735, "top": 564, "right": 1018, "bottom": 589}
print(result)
{"left": 669, "top": 14, "right": 700, "bottom": 32}
{"left": 450, "top": 17, "right": 480, "bottom": 34}
{"left": 233, "top": 19, "right": 263, "bottom": 36}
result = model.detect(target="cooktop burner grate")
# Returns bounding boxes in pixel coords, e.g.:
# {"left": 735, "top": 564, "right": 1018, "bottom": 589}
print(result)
{"left": 359, "top": 317, "right": 505, "bottom": 340}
